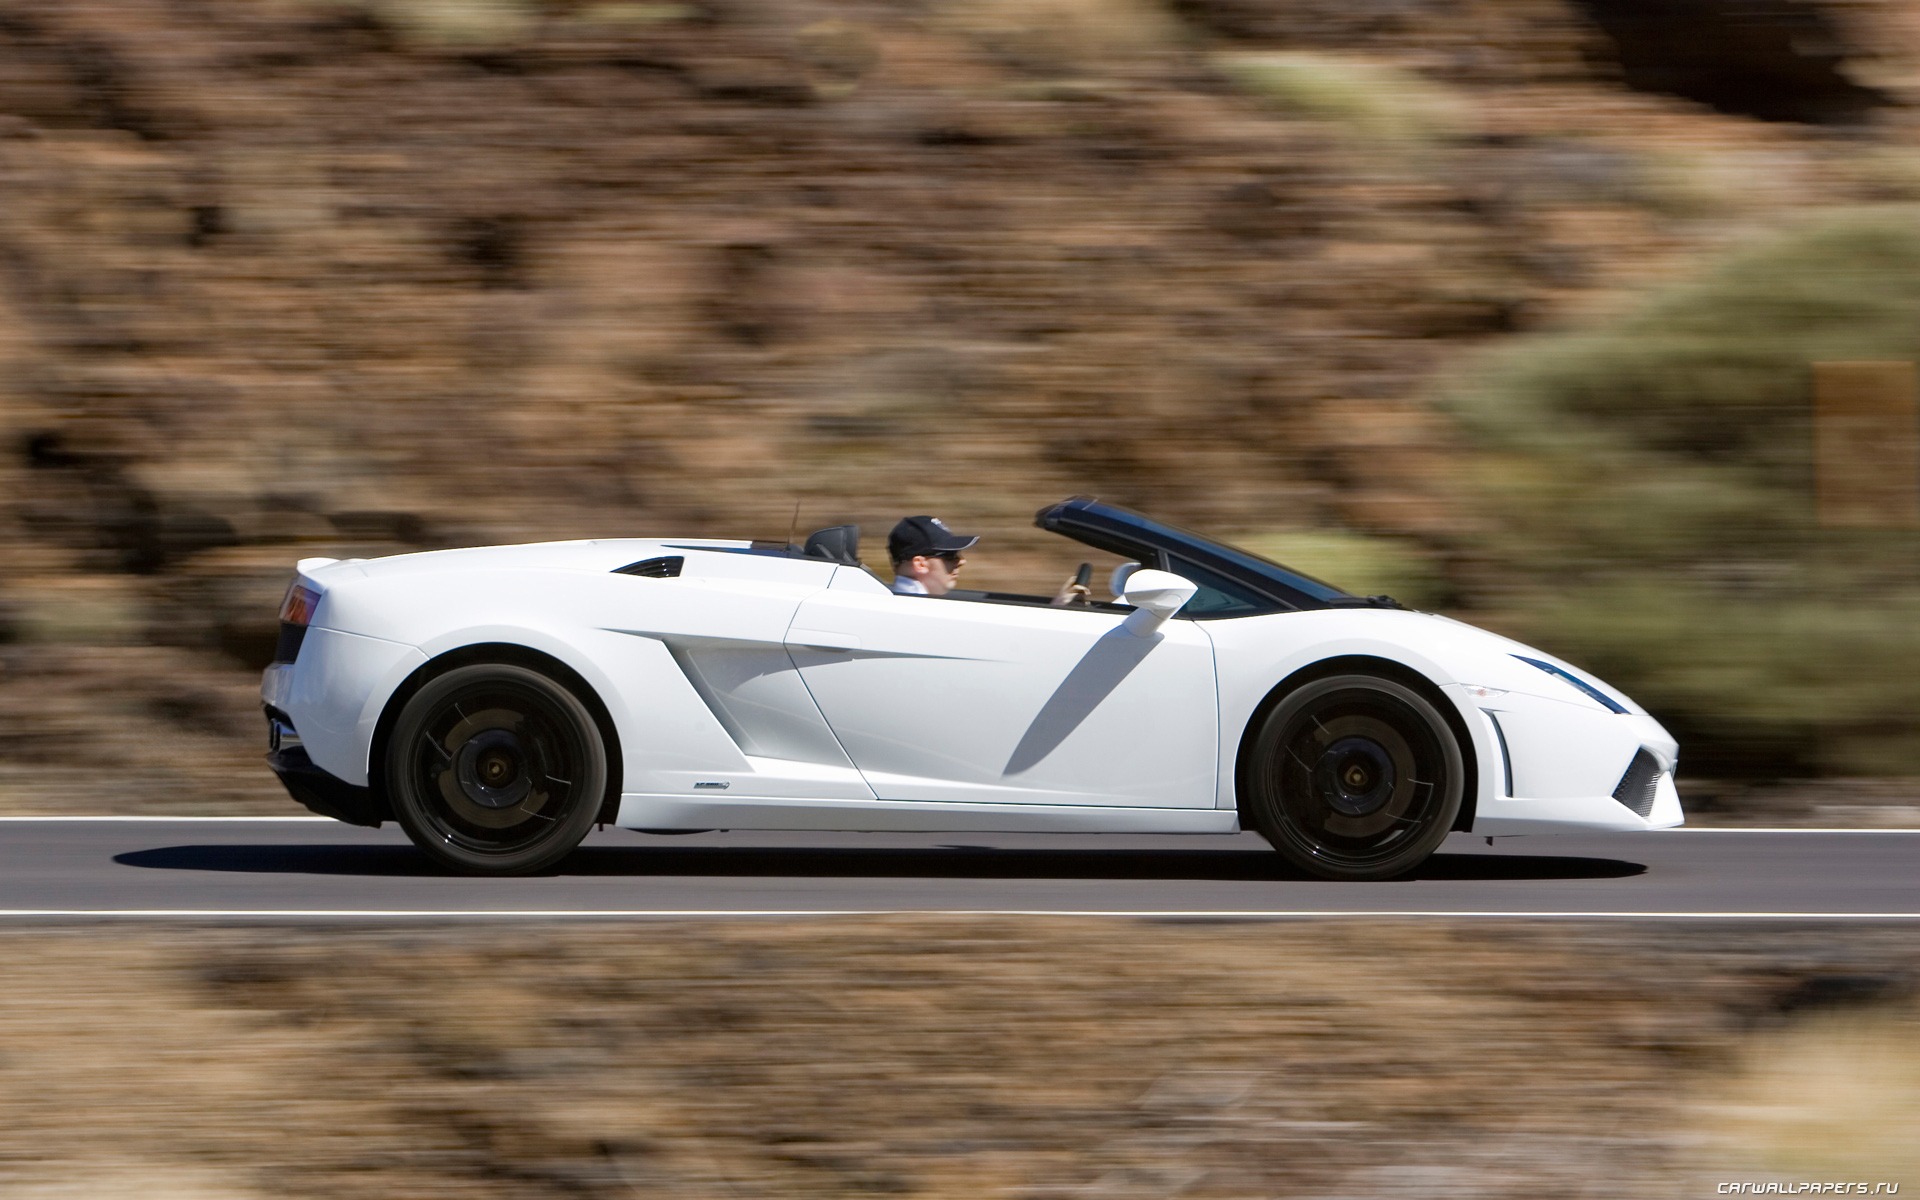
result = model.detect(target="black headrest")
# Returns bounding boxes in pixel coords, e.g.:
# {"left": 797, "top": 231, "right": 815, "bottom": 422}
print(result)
{"left": 802, "top": 524, "right": 862, "bottom": 567}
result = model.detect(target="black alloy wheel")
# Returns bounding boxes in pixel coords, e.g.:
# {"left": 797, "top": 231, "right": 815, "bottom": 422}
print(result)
{"left": 1246, "top": 674, "right": 1464, "bottom": 881}
{"left": 387, "top": 663, "right": 607, "bottom": 875}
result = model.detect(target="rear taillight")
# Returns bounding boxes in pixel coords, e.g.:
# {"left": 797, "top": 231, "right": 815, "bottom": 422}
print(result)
{"left": 273, "top": 583, "right": 319, "bottom": 665}
{"left": 279, "top": 583, "right": 320, "bottom": 626}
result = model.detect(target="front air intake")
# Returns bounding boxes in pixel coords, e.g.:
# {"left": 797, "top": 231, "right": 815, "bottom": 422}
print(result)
{"left": 1612, "top": 749, "right": 1662, "bottom": 818}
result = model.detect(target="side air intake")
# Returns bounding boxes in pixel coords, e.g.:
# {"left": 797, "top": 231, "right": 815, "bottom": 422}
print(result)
{"left": 1612, "top": 749, "right": 1662, "bottom": 818}
{"left": 615, "top": 556, "right": 684, "bottom": 578}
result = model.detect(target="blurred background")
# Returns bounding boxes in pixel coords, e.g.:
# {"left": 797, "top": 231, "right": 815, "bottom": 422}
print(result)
{"left": 1, "top": 919, "right": 1917, "bottom": 1199}
{"left": 7, "top": 7, "right": 1920, "bottom": 1196}
{"left": 4, "top": 0, "right": 1920, "bottom": 813}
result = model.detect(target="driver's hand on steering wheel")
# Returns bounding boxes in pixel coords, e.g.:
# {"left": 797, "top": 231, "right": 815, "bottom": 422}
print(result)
{"left": 1051, "top": 564, "right": 1093, "bottom": 607}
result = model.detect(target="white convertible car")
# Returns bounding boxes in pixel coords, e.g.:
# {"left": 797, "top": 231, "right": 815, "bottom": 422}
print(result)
{"left": 261, "top": 497, "right": 1681, "bottom": 879}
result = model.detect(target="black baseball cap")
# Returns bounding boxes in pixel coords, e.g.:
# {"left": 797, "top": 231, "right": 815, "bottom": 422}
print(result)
{"left": 888, "top": 515, "right": 978, "bottom": 563}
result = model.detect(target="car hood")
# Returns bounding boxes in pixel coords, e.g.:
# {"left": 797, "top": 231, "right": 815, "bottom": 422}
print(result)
{"left": 1410, "top": 610, "right": 1645, "bottom": 716}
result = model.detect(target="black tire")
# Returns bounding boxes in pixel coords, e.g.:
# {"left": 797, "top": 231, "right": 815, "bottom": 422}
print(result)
{"left": 1245, "top": 674, "right": 1464, "bottom": 881}
{"left": 386, "top": 663, "right": 607, "bottom": 875}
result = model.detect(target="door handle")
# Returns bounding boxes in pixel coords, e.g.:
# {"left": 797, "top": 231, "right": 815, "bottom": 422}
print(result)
{"left": 789, "top": 629, "right": 861, "bottom": 651}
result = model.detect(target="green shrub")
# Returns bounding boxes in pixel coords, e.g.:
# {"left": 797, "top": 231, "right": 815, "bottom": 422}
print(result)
{"left": 1215, "top": 51, "right": 1468, "bottom": 143}
{"left": 1443, "top": 206, "right": 1920, "bottom": 774}
{"left": 368, "top": 0, "right": 537, "bottom": 48}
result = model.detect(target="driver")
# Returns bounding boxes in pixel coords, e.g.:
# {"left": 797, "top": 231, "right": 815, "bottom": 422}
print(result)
{"left": 887, "top": 515, "right": 1093, "bottom": 605}
{"left": 887, "top": 515, "right": 975, "bottom": 596}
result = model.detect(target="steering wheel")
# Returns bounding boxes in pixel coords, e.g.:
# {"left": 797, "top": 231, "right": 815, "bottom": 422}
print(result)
{"left": 1067, "top": 561, "right": 1092, "bottom": 605}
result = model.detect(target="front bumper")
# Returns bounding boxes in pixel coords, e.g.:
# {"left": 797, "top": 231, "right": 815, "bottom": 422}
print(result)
{"left": 1449, "top": 685, "right": 1684, "bottom": 835}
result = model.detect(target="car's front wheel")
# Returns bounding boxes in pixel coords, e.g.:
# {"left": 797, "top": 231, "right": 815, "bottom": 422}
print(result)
{"left": 1245, "top": 674, "right": 1464, "bottom": 881}
{"left": 386, "top": 663, "right": 607, "bottom": 875}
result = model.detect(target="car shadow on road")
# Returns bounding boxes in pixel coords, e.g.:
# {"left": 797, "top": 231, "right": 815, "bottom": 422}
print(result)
{"left": 114, "top": 844, "right": 1647, "bottom": 882}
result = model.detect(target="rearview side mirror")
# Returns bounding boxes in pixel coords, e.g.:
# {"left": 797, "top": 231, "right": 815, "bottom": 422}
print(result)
{"left": 1120, "top": 569, "right": 1197, "bottom": 636}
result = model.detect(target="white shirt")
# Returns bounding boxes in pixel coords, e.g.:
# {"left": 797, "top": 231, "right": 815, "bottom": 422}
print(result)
{"left": 891, "top": 574, "right": 928, "bottom": 595}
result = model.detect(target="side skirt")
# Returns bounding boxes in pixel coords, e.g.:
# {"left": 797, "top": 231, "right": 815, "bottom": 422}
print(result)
{"left": 613, "top": 794, "right": 1242, "bottom": 835}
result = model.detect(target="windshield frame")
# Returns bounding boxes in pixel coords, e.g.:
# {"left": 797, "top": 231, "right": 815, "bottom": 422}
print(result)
{"left": 1034, "top": 497, "right": 1354, "bottom": 616}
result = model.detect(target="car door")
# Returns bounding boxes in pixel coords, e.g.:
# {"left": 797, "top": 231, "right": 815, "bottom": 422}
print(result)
{"left": 785, "top": 568, "right": 1217, "bottom": 807}
{"left": 601, "top": 551, "right": 877, "bottom": 801}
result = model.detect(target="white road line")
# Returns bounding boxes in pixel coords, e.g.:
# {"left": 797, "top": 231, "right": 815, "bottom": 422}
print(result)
{"left": 0, "top": 815, "right": 330, "bottom": 822}
{"left": 2, "top": 909, "right": 1919, "bottom": 920}
{"left": 1664, "top": 827, "right": 1920, "bottom": 833}
{"left": 0, "top": 817, "right": 1917, "bottom": 833}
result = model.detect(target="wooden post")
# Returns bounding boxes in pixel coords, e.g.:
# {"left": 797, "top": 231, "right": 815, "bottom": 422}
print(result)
{"left": 1812, "top": 361, "right": 1919, "bottom": 529}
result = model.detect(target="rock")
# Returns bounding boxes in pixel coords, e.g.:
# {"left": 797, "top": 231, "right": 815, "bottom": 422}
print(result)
{"left": 1572, "top": 0, "right": 1892, "bottom": 124}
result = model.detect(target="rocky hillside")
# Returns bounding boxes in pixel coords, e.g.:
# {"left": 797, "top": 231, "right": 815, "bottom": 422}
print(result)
{"left": 2, "top": 0, "right": 1917, "bottom": 809}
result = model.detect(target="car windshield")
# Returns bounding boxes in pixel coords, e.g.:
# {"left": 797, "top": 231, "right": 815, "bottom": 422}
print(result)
{"left": 1142, "top": 512, "right": 1349, "bottom": 601}
{"left": 1036, "top": 498, "right": 1354, "bottom": 613}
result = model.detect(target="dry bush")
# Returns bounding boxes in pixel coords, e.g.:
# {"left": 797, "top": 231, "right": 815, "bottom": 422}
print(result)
{"left": 1694, "top": 1003, "right": 1920, "bottom": 1179}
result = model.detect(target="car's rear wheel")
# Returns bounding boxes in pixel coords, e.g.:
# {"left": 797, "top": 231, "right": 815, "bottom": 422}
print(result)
{"left": 1245, "top": 674, "right": 1464, "bottom": 881}
{"left": 387, "top": 663, "right": 606, "bottom": 875}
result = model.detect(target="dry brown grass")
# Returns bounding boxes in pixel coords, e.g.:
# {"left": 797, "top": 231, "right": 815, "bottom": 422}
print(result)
{"left": 1694, "top": 1004, "right": 1920, "bottom": 1180}
{"left": 0, "top": 919, "right": 1914, "bottom": 1197}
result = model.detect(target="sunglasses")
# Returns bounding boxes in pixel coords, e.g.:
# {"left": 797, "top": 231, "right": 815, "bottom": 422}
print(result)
{"left": 928, "top": 551, "right": 964, "bottom": 568}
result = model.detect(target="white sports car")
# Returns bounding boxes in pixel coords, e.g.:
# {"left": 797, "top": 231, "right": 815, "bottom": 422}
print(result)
{"left": 261, "top": 497, "right": 1682, "bottom": 879}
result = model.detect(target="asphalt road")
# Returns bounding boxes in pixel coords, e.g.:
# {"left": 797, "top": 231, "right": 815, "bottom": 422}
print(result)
{"left": 1, "top": 819, "right": 1917, "bottom": 917}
